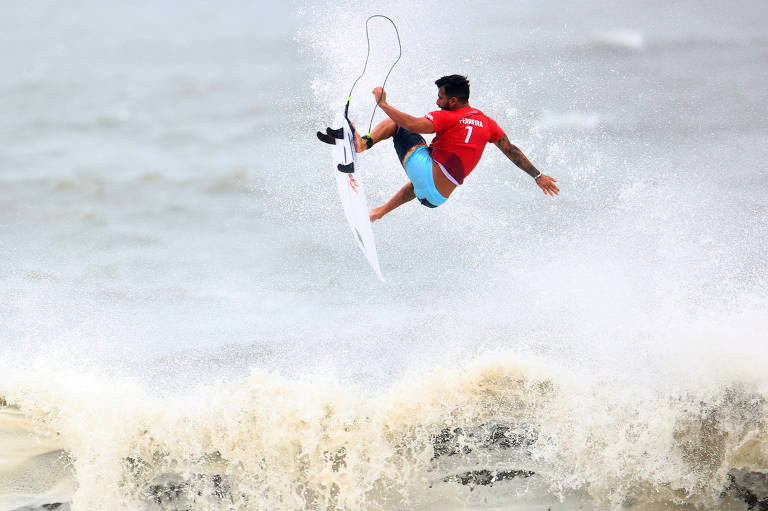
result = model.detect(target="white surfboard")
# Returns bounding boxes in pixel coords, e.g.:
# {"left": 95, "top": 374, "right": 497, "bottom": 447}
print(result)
{"left": 318, "top": 113, "right": 384, "bottom": 281}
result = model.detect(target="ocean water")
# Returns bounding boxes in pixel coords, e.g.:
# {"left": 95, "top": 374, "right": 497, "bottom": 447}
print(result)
{"left": 1, "top": 0, "right": 767, "bottom": 509}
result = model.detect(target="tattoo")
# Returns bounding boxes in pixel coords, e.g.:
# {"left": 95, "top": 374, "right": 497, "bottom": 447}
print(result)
{"left": 494, "top": 134, "right": 539, "bottom": 177}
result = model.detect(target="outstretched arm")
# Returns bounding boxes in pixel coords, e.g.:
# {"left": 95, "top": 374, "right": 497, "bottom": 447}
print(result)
{"left": 494, "top": 134, "right": 559, "bottom": 196}
{"left": 369, "top": 182, "right": 416, "bottom": 222}
{"left": 373, "top": 87, "right": 434, "bottom": 134}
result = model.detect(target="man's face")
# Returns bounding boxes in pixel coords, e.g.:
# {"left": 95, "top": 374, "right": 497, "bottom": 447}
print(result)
{"left": 436, "top": 87, "right": 454, "bottom": 111}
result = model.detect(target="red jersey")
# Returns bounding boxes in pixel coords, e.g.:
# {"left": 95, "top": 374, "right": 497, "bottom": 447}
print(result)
{"left": 425, "top": 106, "right": 504, "bottom": 184}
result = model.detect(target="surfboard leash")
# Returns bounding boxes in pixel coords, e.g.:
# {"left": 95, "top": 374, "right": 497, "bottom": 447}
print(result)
{"left": 344, "top": 15, "right": 402, "bottom": 137}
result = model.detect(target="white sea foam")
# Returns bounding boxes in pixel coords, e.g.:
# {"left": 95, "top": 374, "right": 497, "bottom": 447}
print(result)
{"left": 2, "top": 340, "right": 767, "bottom": 510}
{"left": 531, "top": 111, "right": 604, "bottom": 132}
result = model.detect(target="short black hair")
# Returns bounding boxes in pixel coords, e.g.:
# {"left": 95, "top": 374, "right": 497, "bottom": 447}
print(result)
{"left": 435, "top": 75, "right": 470, "bottom": 102}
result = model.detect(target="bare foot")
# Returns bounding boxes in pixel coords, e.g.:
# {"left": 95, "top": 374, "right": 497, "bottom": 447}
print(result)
{"left": 369, "top": 207, "right": 384, "bottom": 223}
{"left": 353, "top": 128, "right": 368, "bottom": 153}
{"left": 351, "top": 122, "right": 370, "bottom": 153}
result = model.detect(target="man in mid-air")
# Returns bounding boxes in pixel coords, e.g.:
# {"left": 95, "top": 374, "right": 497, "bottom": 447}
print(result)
{"left": 352, "top": 75, "right": 559, "bottom": 222}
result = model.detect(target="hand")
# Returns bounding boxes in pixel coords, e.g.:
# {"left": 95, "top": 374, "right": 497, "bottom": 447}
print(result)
{"left": 372, "top": 87, "right": 387, "bottom": 105}
{"left": 536, "top": 175, "right": 560, "bottom": 196}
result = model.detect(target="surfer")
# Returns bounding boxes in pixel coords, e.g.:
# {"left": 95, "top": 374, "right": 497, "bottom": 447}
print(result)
{"left": 353, "top": 75, "right": 559, "bottom": 222}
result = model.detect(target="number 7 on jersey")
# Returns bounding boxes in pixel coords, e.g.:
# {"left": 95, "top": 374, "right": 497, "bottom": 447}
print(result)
{"left": 464, "top": 125, "right": 473, "bottom": 143}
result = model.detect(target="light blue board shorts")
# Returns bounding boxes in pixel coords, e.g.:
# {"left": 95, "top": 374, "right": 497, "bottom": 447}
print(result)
{"left": 394, "top": 128, "right": 448, "bottom": 208}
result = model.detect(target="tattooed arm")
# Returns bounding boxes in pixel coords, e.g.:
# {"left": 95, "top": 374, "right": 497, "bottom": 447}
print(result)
{"left": 494, "top": 134, "right": 540, "bottom": 177}
{"left": 494, "top": 134, "right": 560, "bottom": 196}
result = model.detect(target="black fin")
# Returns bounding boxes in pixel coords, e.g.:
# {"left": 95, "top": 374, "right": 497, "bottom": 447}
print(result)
{"left": 337, "top": 162, "right": 354, "bottom": 173}
{"left": 316, "top": 131, "right": 336, "bottom": 145}
{"left": 326, "top": 127, "right": 344, "bottom": 139}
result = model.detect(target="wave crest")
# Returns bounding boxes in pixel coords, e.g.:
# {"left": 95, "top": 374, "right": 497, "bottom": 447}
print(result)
{"left": 2, "top": 353, "right": 768, "bottom": 509}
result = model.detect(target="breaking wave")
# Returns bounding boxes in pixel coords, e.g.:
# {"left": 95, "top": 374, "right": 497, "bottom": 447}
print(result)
{"left": 2, "top": 347, "right": 767, "bottom": 510}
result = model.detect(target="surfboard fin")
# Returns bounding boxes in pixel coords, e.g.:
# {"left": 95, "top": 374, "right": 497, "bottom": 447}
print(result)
{"left": 337, "top": 162, "right": 354, "bottom": 173}
{"left": 326, "top": 127, "right": 344, "bottom": 139}
{"left": 316, "top": 131, "right": 336, "bottom": 145}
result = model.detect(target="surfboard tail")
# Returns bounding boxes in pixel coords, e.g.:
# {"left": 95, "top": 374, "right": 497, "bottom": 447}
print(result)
{"left": 326, "top": 112, "right": 385, "bottom": 282}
